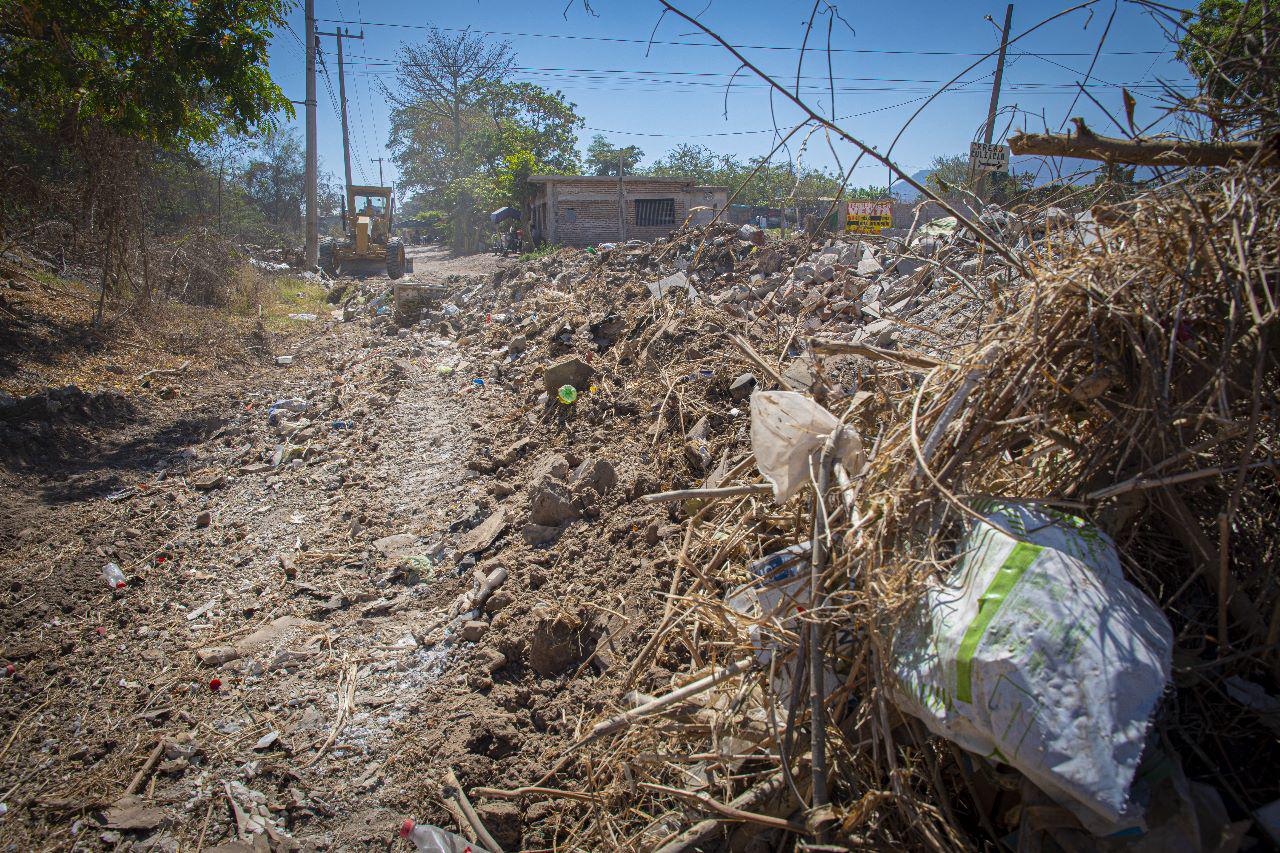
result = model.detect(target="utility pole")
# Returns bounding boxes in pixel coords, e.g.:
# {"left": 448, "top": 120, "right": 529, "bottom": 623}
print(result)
{"left": 370, "top": 157, "right": 386, "bottom": 185}
{"left": 977, "top": 3, "right": 1014, "bottom": 201}
{"left": 315, "top": 27, "right": 363, "bottom": 206}
{"left": 303, "top": 0, "right": 318, "bottom": 268}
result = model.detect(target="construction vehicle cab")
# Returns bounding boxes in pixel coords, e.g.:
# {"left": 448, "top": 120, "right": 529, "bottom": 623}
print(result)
{"left": 318, "top": 185, "right": 411, "bottom": 278}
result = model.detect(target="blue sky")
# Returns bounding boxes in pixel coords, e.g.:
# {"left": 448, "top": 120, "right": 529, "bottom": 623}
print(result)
{"left": 266, "top": 0, "right": 1195, "bottom": 192}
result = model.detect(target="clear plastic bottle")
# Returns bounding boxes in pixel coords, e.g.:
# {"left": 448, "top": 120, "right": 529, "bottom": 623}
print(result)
{"left": 102, "top": 562, "right": 127, "bottom": 590}
{"left": 399, "top": 819, "right": 489, "bottom": 853}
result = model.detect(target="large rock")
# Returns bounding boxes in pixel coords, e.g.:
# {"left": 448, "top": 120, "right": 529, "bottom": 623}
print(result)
{"left": 543, "top": 357, "right": 594, "bottom": 394}
{"left": 857, "top": 254, "right": 884, "bottom": 277}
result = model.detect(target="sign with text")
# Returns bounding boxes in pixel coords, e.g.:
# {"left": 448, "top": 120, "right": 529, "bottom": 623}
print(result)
{"left": 846, "top": 200, "right": 893, "bottom": 234}
{"left": 969, "top": 141, "right": 1010, "bottom": 173}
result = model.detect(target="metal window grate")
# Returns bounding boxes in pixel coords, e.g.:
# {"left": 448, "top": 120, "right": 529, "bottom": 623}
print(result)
{"left": 635, "top": 198, "right": 675, "bottom": 227}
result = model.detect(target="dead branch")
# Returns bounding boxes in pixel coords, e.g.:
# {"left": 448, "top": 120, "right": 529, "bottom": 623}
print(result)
{"left": 1009, "top": 126, "right": 1278, "bottom": 168}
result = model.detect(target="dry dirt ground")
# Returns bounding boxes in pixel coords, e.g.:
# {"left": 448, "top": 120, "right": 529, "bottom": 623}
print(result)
{"left": 0, "top": 248, "right": 669, "bottom": 851}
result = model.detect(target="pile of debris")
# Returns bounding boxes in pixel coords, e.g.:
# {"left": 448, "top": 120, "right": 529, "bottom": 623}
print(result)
{"left": 410, "top": 174, "right": 1279, "bottom": 851}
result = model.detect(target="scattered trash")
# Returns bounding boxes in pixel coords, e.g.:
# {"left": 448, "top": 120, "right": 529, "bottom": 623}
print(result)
{"left": 557, "top": 384, "right": 578, "bottom": 405}
{"left": 102, "top": 562, "right": 127, "bottom": 590}
{"left": 287, "top": 312, "right": 317, "bottom": 321}
{"left": 275, "top": 355, "right": 294, "bottom": 366}
{"left": 400, "top": 819, "right": 490, "bottom": 853}
{"left": 893, "top": 502, "right": 1174, "bottom": 830}
{"left": 749, "top": 391, "right": 863, "bottom": 503}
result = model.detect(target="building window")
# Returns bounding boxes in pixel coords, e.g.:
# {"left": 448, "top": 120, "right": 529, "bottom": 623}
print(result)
{"left": 565, "top": 208, "right": 577, "bottom": 223}
{"left": 635, "top": 198, "right": 675, "bottom": 227}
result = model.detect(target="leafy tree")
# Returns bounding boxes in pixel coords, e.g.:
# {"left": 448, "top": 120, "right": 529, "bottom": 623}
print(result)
{"left": 1178, "top": 0, "right": 1269, "bottom": 101}
{"left": 924, "top": 154, "right": 974, "bottom": 196}
{"left": 644, "top": 143, "right": 863, "bottom": 207}
{"left": 0, "top": 0, "right": 292, "bottom": 320}
{"left": 0, "top": 0, "right": 291, "bottom": 143}
{"left": 387, "top": 29, "right": 582, "bottom": 249}
{"left": 585, "top": 135, "right": 645, "bottom": 176}
{"left": 240, "top": 130, "right": 305, "bottom": 240}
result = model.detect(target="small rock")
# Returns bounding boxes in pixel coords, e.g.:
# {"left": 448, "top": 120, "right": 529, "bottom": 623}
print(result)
{"left": 192, "top": 472, "right": 226, "bottom": 491}
{"left": 481, "top": 648, "right": 507, "bottom": 673}
{"left": 460, "top": 620, "right": 488, "bottom": 642}
{"left": 196, "top": 646, "right": 241, "bottom": 667}
{"left": 194, "top": 510, "right": 212, "bottom": 528}
{"left": 508, "top": 334, "right": 527, "bottom": 354}
{"left": 1044, "top": 206, "right": 1073, "bottom": 229}
{"left": 474, "top": 801, "right": 522, "bottom": 850}
{"left": 857, "top": 255, "right": 883, "bottom": 277}
{"left": 729, "top": 372, "right": 757, "bottom": 400}
{"left": 528, "top": 481, "right": 579, "bottom": 526}
{"left": 570, "top": 457, "right": 617, "bottom": 495}
{"left": 484, "top": 589, "right": 514, "bottom": 614}
{"left": 736, "top": 223, "right": 765, "bottom": 245}
{"left": 522, "top": 523, "right": 560, "bottom": 545}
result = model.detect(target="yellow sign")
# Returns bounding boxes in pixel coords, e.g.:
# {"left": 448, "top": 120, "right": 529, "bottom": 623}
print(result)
{"left": 846, "top": 200, "right": 892, "bottom": 234}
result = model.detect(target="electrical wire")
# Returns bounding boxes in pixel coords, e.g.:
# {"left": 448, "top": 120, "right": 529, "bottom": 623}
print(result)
{"left": 315, "top": 16, "right": 1170, "bottom": 57}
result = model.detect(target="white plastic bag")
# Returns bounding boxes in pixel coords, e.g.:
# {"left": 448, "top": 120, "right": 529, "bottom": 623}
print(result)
{"left": 750, "top": 391, "right": 863, "bottom": 503}
{"left": 892, "top": 502, "right": 1172, "bottom": 830}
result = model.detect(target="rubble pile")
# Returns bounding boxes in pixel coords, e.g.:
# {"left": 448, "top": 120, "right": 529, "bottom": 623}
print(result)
{"left": 413, "top": 184, "right": 1279, "bottom": 851}
{"left": 1, "top": 183, "right": 1275, "bottom": 852}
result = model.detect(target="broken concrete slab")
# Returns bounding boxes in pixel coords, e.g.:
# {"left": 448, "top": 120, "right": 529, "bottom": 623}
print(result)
{"left": 457, "top": 506, "right": 508, "bottom": 554}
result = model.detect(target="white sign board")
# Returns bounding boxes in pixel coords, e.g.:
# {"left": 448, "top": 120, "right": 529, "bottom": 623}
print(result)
{"left": 969, "top": 141, "right": 1010, "bottom": 173}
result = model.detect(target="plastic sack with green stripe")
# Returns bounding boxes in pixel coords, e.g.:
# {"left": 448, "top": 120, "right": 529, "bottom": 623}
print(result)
{"left": 891, "top": 501, "right": 1173, "bottom": 833}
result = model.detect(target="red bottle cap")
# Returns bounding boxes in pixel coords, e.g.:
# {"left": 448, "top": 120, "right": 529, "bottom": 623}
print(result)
{"left": 209, "top": 678, "right": 222, "bottom": 692}
{"left": 400, "top": 819, "right": 415, "bottom": 837}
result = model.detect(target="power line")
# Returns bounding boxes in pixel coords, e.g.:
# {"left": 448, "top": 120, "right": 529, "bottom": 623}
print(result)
{"left": 314, "top": 17, "right": 1170, "bottom": 57}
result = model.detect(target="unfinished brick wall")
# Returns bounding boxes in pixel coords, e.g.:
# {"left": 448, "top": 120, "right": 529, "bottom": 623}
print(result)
{"left": 534, "top": 178, "right": 700, "bottom": 248}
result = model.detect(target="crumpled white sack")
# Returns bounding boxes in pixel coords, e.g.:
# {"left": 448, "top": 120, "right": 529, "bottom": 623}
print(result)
{"left": 750, "top": 390, "right": 863, "bottom": 503}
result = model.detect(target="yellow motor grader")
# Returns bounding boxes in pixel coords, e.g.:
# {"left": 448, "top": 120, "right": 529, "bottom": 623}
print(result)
{"left": 319, "top": 185, "right": 412, "bottom": 278}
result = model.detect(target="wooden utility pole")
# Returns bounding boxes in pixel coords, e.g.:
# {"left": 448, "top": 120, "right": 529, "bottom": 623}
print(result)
{"left": 370, "top": 157, "right": 386, "bottom": 185}
{"left": 303, "top": 0, "right": 318, "bottom": 268}
{"left": 315, "top": 27, "right": 363, "bottom": 205}
{"left": 976, "top": 4, "right": 1013, "bottom": 200}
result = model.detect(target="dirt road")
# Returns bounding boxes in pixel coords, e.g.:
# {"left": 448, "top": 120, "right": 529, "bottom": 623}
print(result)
{"left": 0, "top": 250, "right": 574, "bottom": 850}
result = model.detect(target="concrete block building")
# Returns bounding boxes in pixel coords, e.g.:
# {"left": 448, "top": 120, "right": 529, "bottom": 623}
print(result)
{"left": 526, "top": 175, "right": 728, "bottom": 248}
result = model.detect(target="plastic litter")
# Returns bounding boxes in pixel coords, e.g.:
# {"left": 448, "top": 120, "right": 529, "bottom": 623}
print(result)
{"left": 749, "top": 391, "right": 864, "bottom": 503}
{"left": 102, "top": 562, "right": 127, "bottom": 590}
{"left": 892, "top": 501, "right": 1173, "bottom": 831}
{"left": 274, "top": 355, "right": 294, "bottom": 366}
{"left": 399, "top": 819, "right": 490, "bottom": 853}
{"left": 287, "top": 312, "right": 317, "bottom": 321}
{"left": 557, "top": 384, "right": 578, "bottom": 405}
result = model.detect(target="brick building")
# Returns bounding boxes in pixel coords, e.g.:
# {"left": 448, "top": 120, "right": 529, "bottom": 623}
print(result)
{"left": 526, "top": 175, "right": 729, "bottom": 248}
